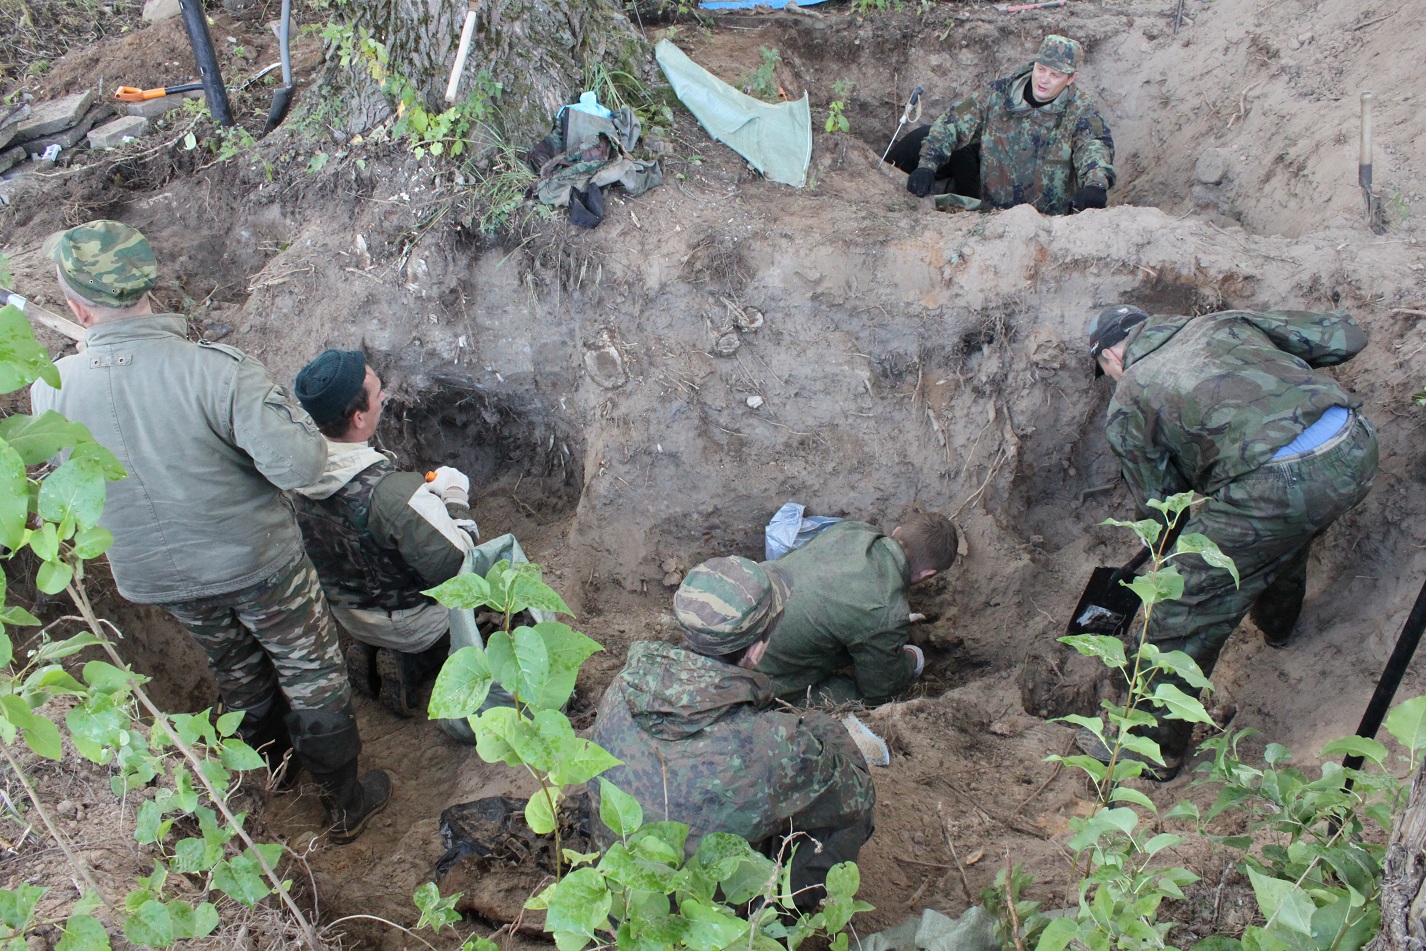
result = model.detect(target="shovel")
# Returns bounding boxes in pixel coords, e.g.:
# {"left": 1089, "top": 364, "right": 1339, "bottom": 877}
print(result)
{"left": 1065, "top": 547, "right": 1151, "bottom": 638}
{"left": 262, "top": 0, "right": 294, "bottom": 135}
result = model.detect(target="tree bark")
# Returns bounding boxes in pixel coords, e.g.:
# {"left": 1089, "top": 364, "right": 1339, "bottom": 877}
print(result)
{"left": 1371, "top": 758, "right": 1426, "bottom": 951}
{"left": 315, "top": 0, "right": 647, "bottom": 146}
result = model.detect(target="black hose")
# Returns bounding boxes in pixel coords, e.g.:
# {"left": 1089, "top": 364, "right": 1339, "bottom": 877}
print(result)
{"left": 1344, "top": 575, "right": 1426, "bottom": 776}
{"left": 178, "top": 0, "right": 233, "bottom": 127}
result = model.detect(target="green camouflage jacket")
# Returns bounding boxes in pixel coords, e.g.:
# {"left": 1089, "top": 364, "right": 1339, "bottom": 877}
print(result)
{"left": 756, "top": 521, "right": 915, "bottom": 705}
{"left": 590, "top": 641, "right": 874, "bottom": 853}
{"left": 1106, "top": 310, "right": 1367, "bottom": 508}
{"left": 917, "top": 64, "right": 1114, "bottom": 215}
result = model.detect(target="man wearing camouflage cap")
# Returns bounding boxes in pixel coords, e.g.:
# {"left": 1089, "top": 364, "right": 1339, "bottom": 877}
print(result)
{"left": 1080, "top": 304, "right": 1378, "bottom": 778}
{"left": 591, "top": 556, "right": 875, "bottom": 909}
{"left": 888, "top": 35, "right": 1115, "bottom": 215}
{"left": 30, "top": 220, "right": 390, "bottom": 842}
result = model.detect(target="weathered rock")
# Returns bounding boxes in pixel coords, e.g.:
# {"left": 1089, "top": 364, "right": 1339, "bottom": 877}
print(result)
{"left": 142, "top": 0, "right": 181, "bottom": 20}
{"left": 122, "top": 92, "right": 198, "bottom": 119}
{"left": 24, "top": 104, "right": 111, "bottom": 156}
{"left": 12, "top": 91, "right": 95, "bottom": 143}
{"left": 1195, "top": 149, "right": 1230, "bottom": 186}
{"left": 583, "top": 340, "right": 627, "bottom": 389}
{"left": 87, "top": 115, "right": 149, "bottom": 149}
{"left": 0, "top": 146, "right": 24, "bottom": 174}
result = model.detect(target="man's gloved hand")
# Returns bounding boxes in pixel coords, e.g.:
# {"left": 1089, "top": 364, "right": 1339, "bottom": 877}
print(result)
{"left": 1072, "top": 185, "right": 1108, "bottom": 211}
{"left": 907, "top": 168, "right": 936, "bottom": 198}
{"left": 904, "top": 644, "right": 926, "bottom": 678}
{"left": 424, "top": 466, "right": 470, "bottom": 505}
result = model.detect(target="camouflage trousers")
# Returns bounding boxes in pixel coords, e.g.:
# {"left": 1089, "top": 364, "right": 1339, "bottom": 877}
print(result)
{"left": 1142, "top": 413, "right": 1378, "bottom": 758}
{"left": 161, "top": 553, "right": 350, "bottom": 715}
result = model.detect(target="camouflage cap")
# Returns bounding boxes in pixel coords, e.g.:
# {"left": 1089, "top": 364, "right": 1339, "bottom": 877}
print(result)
{"left": 675, "top": 556, "right": 791, "bottom": 655}
{"left": 1088, "top": 304, "right": 1148, "bottom": 376}
{"left": 43, "top": 220, "right": 157, "bottom": 308}
{"left": 1033, "top": 35, "right": 1083, "bottom": 75}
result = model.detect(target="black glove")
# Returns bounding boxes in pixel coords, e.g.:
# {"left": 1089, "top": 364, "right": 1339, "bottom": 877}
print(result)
{"left": 907, "top": 168, "right": 936, "bottom": 198}
{"left": 1072, "top": 185, "right": 1108, "bottom": 211}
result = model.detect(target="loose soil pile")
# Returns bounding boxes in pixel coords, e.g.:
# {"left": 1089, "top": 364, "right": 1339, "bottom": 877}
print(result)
{"left": 3, "top": 0, "right": 1425, "bottom": 947}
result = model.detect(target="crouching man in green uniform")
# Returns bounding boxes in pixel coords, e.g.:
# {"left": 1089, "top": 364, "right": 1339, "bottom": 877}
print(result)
{"left": 591, "top": 557, "right": 875, "bottom": 910}
{"left": 1082, "top": 304, "right": 1379, "bottom": 778}
{"left": 757, "top": 513, "right": 958, "bottom": 707}
{"left": 292, "top": 349, "right": 478, "bottom": 717}
{"left": 888, "top": 35, "right": 1114, "bottom": 215}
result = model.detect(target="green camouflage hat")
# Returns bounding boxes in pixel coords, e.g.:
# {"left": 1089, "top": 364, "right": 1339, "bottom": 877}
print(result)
{"left": 43, "top": 220, "right": 157, "bottom": 308}
{"left": 675, "top": 556, "right": 790, "bottom": 655}
{"left": 1033, "top": 35, "right": 1083, "bottom": 75}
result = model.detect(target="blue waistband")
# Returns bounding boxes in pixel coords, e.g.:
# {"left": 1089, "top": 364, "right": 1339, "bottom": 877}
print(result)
{"left": 1273, "top": 405, "right": 1350, "bottom": 459}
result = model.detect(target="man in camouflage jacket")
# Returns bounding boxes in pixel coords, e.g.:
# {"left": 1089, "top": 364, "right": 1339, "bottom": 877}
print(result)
{"left": 31, "top": 221, "right": 389, "bottom": 842}
{"left": 756, "top": 513, "right": 957, "bottom": 706}
{"left": 591, "top": 557, "right": 875, "bottom": 908}
{"left": 892, "top": 35, "right": 1114, "bottom": 215}
{"left": 292, "top": 349, "right": 477, "bottom": 717}
{"left": 1085, "top": 304, "right": 1378, "bottom": 772}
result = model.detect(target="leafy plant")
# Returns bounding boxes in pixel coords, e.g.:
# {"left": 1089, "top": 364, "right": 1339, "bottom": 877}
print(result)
{"left": 741, "top": 47, "right": 782, "bottom": 103}
{"left": 825, "top": 79, "right": 853, "bottom": 134}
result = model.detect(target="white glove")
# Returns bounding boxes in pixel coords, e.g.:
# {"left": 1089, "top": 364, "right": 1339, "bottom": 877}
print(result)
{"left": 904, "top": 644, "right": 925, "bottom": 678}
{"left": 424, "top": 466, "right": 470, "bottom": 505}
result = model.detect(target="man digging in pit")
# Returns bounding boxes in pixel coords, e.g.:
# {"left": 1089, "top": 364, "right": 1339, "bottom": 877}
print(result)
{"left": 1079, "top": 304, "right": 1379, "bottom": 779}
{"left": 756, "top": 512, "right": 958, "bottom": 707}
{"left": 31, "top": 221, "right": 390, "bottom": 843}
{"left": 887, "top": 35, "right": 1115, "bottom": 215}
{"left": 590, "top": 556, "right": 875, "bottom": 911}
{"left": 292, "top": 348, "right": 478, "bottom": 718}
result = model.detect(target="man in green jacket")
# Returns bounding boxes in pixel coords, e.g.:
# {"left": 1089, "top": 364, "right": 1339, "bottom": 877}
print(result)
{"left": 591, "top": 556, "right": 875, "bottom": 909}
{"left": 292, "top": 348, "right": 478, "bottom": 717}
{"left": 31, "top": 221, "right": 389, "bottom": 842}
{"left": 889, "top": 35, "right": 1115, "bottom": 215}
{"left": 1084, "top": 304, "right": 1379, "bottom": 776}
{"left": 757, "top": 513, "right": 958, "bottom": 706}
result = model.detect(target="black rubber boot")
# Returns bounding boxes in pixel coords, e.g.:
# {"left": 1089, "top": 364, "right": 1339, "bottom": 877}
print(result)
{"left": 233, "top": 694, "right": 297, "bottom": 789}
{"left": 346, "top": 641, "right": 380, "bottom": 699}
{"left": 375, "top": 635, "right": 450, "bottom": 718}
{"left": 287, "top": 704, "right": 392, "bottom": 844}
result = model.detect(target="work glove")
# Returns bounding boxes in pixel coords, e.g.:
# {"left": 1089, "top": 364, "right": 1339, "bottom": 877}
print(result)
{"left": 1072, "top": 185, "right": 1108, "bottom": 211}
{"left": 906, "top": 167, "right": 936, "bottom": 198}
{"left": 424, "top": 466, "right": 470, "bottom": 506}
{"left": 904, "top": 644, "right": 926, "bottom": 678}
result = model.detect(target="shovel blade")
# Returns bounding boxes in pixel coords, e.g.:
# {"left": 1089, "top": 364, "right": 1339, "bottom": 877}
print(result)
{"left": 1065, "top": 566, "right": 1142, "bottom": 638}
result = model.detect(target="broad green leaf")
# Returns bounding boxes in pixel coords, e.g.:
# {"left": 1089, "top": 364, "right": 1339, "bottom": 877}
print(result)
{"left": 215, "top": 710, "right": 245, "bottom": 737}
{"left": 32, "top": 631, "right": 102, "bottom": 663}
{"left": 167, "top": 899, "right": 218, "bottom": 939}
{"left": 1096, "top": 806, "right": 1140, "bottom": 836}
{"left": 719, "top": 849, "right": 777, "bottom": 905}
{"left": 39, "top": 454, "right": 107, "bottom": 526}
{"left": 21, "top": 711, "right": 62, "bottom": 760}
{"left": 0, "top": 411, "right": 94, "bottom": 465}
{"left": 56, "top": 912, "right": 112, "bottom": 950}
{"left": 428, "top": 645, "right": 494, "bottom": 719}
{"left": 219, "top": 739, "right": 266, "bottom": 772}
{"left": 1126, "top": 566, "right": 1185, "bottom": 608}
{"left": 135, "top": 800, "right": 167, "bottom": 844}
{"left": 0, "top": 303, "right": 61, "bottom": 391}
{"left": 66, "top": 698, "right": 126, "bottom": 763}
{"left": 0, "top": 632, "right": 10, "bottom": 667}
{"left": 1143, "top": 833, "right": 1184, "bottom": 857}
{"left": 598, "top": 843, "right": 682, "bottom": 892}
{"left": 1117, "top": 731, "right": 1167, "bottom": 765}
{"left": 123, "top": 899, "right": 173, "bottom": 947}
{"left": 83, "top": 660, "right": 137, "bottom": 696}
{"left": 531, "top": 622, "right": 602, "bottom": 710}
{"left": 1151, "top": 683, "right": 1215, "bottom": 724}
{"left": 550, "top": 737, "right": 620, "bottom": 787}
{"left": 1059, "top": 634, "right": 1126, "bottom": 669}
{"left": 0, "top": 605, "right": 37, "bottom": 628}
{"left": 1034, "top": 916, "right": 1078, "bottom": 951}
{"left": 1190, "top": 936, "right": 1242, "bottom": 951}
{"left": 211, "top": 853, "right": 272, "bottom": 906}
{"left": 1138, "top": 645, "right": 1212, "bottom": 690}
{"left": 525, "top": 788, "right": 559, "bottom": 835}
{"left": 24, "top": 665, "right": 87, "bottom": 698}
{"left": 30, "top": 520, "right": 60, "bottom": 561}
{"left": 630, "top": 822, "right": 690, "bottom": 862}
{"left": 1101, "top": 517, "right": 1162, "bottom": 549}
{"left": 36, "top": 558, "right": 74, "bottom": 595}
{"left": 542, "top": 867, "right": 612, "bottom": 943}
{"left": 509, "top": 568, "right": 573, "bottom": 617}
{"left": 508, "top": 625, "right": 552, "bottom": 700}
{"left": 69, "top": 442, "right": 124, "bottom": 480}
{"left": 423, "top": 572, "right": 494, "bottom": 610}
{"left": 598, "top": 780, "right": 644, "bottom": 838}
{"left": 472, "top": 705, "right": 523, "bottom": 767}
{"left": 1110, "top": 786, "right": 1156, "bottom": 811}
{"left": 825, "top": 861, "right": 860, "bottom": 902}
{"left": 1164, "top": 801, "right": 1200, "bottom": 822}
{"left": 72, "top": 526, "right": 114, "bottom": 559}
{"left": 680, "top": 896, "right": 749, "bottom": 951}
{"left": 1385, "top": 695, "right": 1426, "bottom": 753}
{"left": 459, "top": 939, "right": 499, "bottom": 951}
{"left": 0, "top": 883, "right": 46, "bottom": 930}
{"left": 1174, "top": 532, "right": 1240, "bottom": 586}
{"left": 1248, "top": 868, "right": 1315, "bottom": 936}
{"left": 0, "top": 439, "right": 25, "bottom": 550}
{"left": 1319, "top": 735, "right": 1388, "bottom": 767}
{"left": 693, "top": 831, "right": 758, "bottom": 880}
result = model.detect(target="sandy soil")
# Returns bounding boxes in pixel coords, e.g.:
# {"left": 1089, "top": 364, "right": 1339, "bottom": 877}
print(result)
{"left": 3, "top": 0, "right": 1425, "bottom": 947}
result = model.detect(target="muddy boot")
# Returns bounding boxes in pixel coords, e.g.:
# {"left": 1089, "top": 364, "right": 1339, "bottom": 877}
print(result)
{"left": 231, "top": 694, "right": 297, "bottom": 789}
{"left": 375, "top": 635, "right": 450, "bottom": 718}
{"left": 346, "top": 640, "right": 380, "bottom": 699}
{"left": 287, "top": 704, "right": 392, "bottom": 844}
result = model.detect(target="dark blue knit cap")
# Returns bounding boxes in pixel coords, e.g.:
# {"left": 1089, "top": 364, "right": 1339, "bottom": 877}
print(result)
{"left": 295, "top": 349, "right": 367, "bottom": 424}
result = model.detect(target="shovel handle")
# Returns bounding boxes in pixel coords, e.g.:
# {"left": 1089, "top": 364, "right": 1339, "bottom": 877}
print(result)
{"left": 115, "top": 86, "right": 169, "bottom": 101}
{"left": 444, "top": 2, "right": 479, "bottom": 103}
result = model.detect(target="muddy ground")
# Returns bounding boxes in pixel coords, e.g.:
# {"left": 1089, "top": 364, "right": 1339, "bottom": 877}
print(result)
{"left": 3, "top": 0, "right": 1425, "bottom": 947}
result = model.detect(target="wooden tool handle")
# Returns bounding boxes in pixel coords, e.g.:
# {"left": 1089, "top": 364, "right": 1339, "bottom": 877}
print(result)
{"left": 444, "top": 3, "right": 479, "bottom": 103}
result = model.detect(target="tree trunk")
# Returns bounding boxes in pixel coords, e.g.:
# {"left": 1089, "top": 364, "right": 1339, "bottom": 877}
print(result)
{"left": 1371, "top": 759, "right": 1426, "bottom": 951}
{"left": 317, "top": 0, "right": 647, "bottom": 145}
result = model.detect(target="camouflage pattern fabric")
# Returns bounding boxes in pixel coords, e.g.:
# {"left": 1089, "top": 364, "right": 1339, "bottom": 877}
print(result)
{"left": 590, "top": 641, "right": 874, "bottom": 857}
{"left": 675, "top": 556, "right": 790, "bottom": 655}
{"left": 755, "top": 521, "right": 917, "bottom": 707}
{"left": 295, "top": 457, "right": 433, "bottom": 612}
{"left": 42, "top": 219, "right": 157, "bottom": 307}
{"left": 1032, "top": 35, "right": 1082, "bottom": 75}
{"left": 916, "top": 63, "right": 1113, "bottom": 216}
{"left": 1106, "top": 310, "right": 1369, "bottom": 506}
{"left": 163, "top": 553, "right": 350, "bottom": 713}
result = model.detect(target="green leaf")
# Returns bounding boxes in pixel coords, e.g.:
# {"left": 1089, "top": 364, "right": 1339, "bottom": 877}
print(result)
{"left": 550, "top": 737, "right": 619, "bottom": 787}
{"left": 509, "top": 567, "right": 573, "bottom": 617}
{"left": 1143, "top": 833, "right": 1184, "bottom": 857}
{"left": 423, "top": 572, "right": 495, "bottom": 610}
{"left": 1110, "top": 786, "right": 1156, "bottom": 811}
{"left": 428, "top": 645, "right": 493, "bottom": 719}
{"left": 525, "top": 789, "right": 559, "bottom": 835}
{"left": 1248, "top": 868, "right": 1315, "bottom": 936}
{"left": 508, "top": 625, "right": 552, "bottom": 700}
{"left": 56, "top": 912, "right": 112, "bottom": 950}
{"left": 1126, "top": 565, "right": 1185, "bottom": 608}
{"left": 29, "top": 520, "right": 59, "bottom": 560}
{"left": 598, "top": 780, "right": 644, "bottom": 838}
{"left": 167, "top": 899, "right": 218, "bottom": 939}
{"left": 1190, "top": 936, "right": 1242, "bottom": 951}
{"left": 36, "top": 558, "right": 74, "bottom": 595}
{"left": 83, "top": 660, "right": 137, "bottom": 696}
{"left": 1385, "top": 695, "right": 1426, "bottom": 753}
{"left": 32, "top": 631, "right": 102, "bottom": 662}
{"left": 0, "top": 411, "right": 96, "bottom": 465}
{"left": 0, "top": 439, "right": 26, "bottom": 551}
{"left": 124, "top": 899, "right": 174, "bottom": 947}
{"left": 1319, "top": 735, "right": 1388, "bottom": 766}
{"left": 598, "top": 842, "right": 682, "bottom": 893}
{"left": 542, "top": 867, "right": 612, "bottom": 945}
{"left": 1151, "top": 683, "right": 1215, "bottom": 724}
{"left": 72, "top": 526, "right": 114, "bottom": 559}
{"left": 1100, "top": 517, "right": 1163, "bottom": 549}
{"left": 39, "top": 454, "right": 107, "bottom": 527}
{"left": 0, "top": 883, "right": 46, "bottom": 930}
{"left": 21, "top": 711, "right": 62, "bottom": 759}
{"left": 215, "top": 710, "right": 245, "bottom": 737}
{"left": 66, "top": 697, "right": 126, "bottom": 763}
{"left": 211, "top": 853, "right": 272, "bottom": 906}
{"left": 69, "top": 441, "right": 124, "bottom": 480}
{"left": 472, "top": 705, "right": 523, "bottom": 767}
{"left": 1138, "top": 644, "right": 1212, "bottom": 690}
{"left": 1059, "top": 633, "right": 1127, "bottom": 669}
{"left": 680, "top": 896, "right": 750, "bottom": 951}
{"left": 0, "top": 632, "right": 9, "bottom": 668}
{"left": 1034, "top": 916, "right": 1077, "bottom": 951}
{"left": 531, "top": 622, "right": 601, "bottom": 710}
{"left": 1174, "top": 532, "right": 1240, "bottom": 587}
{"left": 219, "top": 740, "right": 266, "bottom": 772}
{"left": 0, "top": 303, "right": 61, "bottom": 391}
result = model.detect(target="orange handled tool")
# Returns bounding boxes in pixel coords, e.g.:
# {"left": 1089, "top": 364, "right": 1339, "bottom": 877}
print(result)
{"left": 114, "top": 82, "right": 204, "bottom": 102}
{"left": 425, "top": 471, "right": 437, "bottom": 482}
